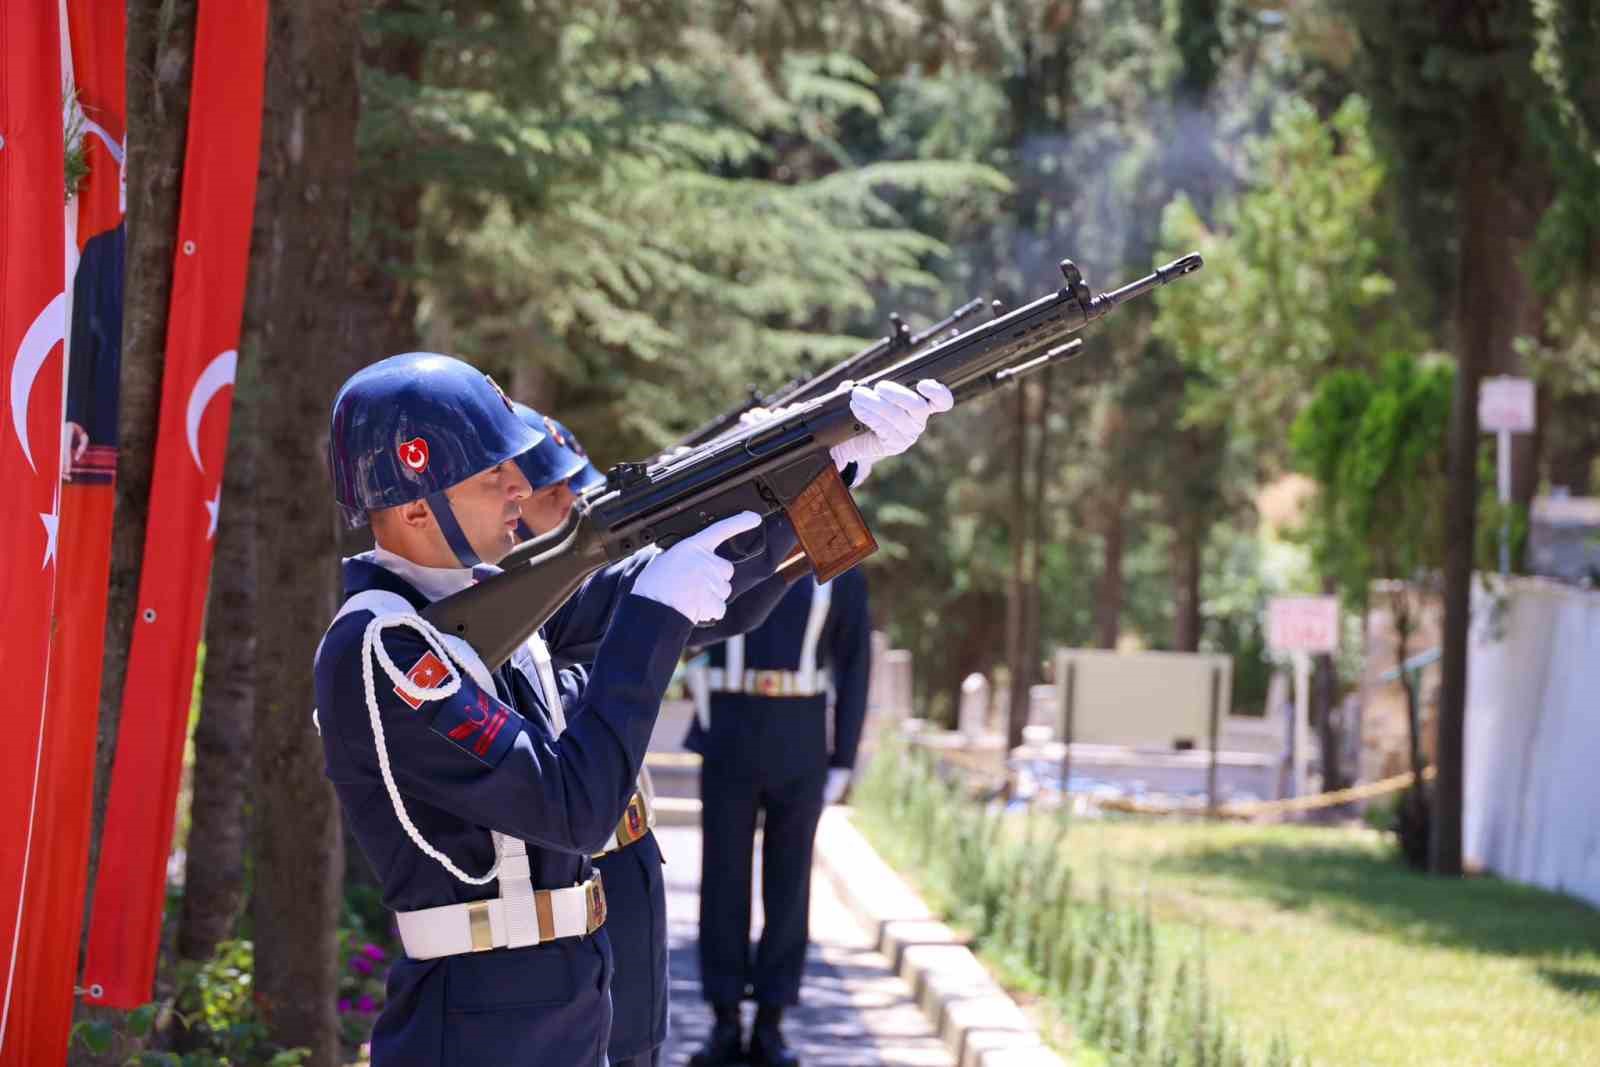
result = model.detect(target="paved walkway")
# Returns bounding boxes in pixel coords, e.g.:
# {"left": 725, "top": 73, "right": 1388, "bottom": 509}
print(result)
{"left": 656, "top": 824, "right": 954, "bottom": 1067}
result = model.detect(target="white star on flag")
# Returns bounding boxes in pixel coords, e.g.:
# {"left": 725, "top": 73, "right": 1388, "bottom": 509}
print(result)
{"left": 40, "top": 510, "right": 59, "bottom": 568}
{"left": 205, "top": 488, "right": 222, "bottom": 539}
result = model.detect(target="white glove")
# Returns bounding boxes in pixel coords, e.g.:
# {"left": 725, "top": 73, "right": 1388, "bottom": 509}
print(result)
{"left": 824, "top": 767, "right": 852, "bottom": 806}
{"left": 632, "top": 511, "right": 763, "bottom": 624}
{"left": 829, "top": 379, "right": 953, "bottom": 484}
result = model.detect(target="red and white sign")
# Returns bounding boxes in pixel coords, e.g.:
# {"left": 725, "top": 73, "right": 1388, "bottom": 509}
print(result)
{"left": 1268, "top": 596, "right": 1340, "bottom": 654}
{"left": 1479, "top": 376, "right": 1535, "bottom": 434}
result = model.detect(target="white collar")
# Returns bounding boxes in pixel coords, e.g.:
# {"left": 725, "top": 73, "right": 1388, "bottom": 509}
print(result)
{"left": 365, "top": 546, "right": 496, "bottom": 603}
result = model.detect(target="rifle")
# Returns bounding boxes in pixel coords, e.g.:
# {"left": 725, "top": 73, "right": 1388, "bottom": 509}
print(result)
{"left": 424, "top": 253, "right": 1203, "bottom": 668}
{"left": 674, "top": 297, "right": 988, "bottom": 450}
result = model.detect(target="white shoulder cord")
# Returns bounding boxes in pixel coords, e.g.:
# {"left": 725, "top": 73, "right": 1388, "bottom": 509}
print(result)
{"left": 359, "top": 611, "right": 501, "bottom": 886}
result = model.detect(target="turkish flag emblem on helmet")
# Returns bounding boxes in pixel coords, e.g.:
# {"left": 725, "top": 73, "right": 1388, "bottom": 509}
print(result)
{"left": 397, "top": 437, "right": 430, "bottom": 474}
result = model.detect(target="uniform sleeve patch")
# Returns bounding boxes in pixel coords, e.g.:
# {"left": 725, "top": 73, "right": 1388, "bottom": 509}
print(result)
{"left": 428, "top": 688, "right": 523, "bottom": 767}
{"left": 395, "top": 651, "right": 452, "bottom": 709}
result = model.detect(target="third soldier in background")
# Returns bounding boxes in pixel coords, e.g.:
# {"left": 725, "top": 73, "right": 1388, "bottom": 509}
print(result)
{"left": 685, "top": 562, "right": 872, "bottom": 1067}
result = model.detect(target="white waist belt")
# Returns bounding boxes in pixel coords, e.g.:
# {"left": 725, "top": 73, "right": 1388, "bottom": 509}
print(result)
{"left": 705, "top": 667, "right": 822, "bottom": 698}
{"left": 396, "top": 872, "right": 606, "bottom": 960}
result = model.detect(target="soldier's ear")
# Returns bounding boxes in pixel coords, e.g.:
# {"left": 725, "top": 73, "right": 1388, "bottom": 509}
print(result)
{"left": 395, "top": 498, "right": 434, "bottom": 530}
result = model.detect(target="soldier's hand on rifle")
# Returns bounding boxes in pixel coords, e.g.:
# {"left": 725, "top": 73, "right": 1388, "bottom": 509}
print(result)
{"left": 830, "top": 379, "right": 953, "bottom": 484}
{"left": 632, "top": 511, "right": 763, "bottom": 624}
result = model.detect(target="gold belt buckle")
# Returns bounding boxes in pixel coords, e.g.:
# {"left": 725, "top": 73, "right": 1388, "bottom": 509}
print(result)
{"left": 623, "top": 791, "right": 648, "bottom": 843}
{"left": 754, "top": 670, "right": 783, "bottom": 697}
{"left": 585, "top": 874, "right": 607, "bottom": 933}
{"left": 466, "top": 900, "right": 494, "bottom": 952}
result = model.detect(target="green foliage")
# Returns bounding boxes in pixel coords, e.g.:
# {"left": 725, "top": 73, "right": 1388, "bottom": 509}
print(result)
{"left": 1531, "top": 0, "right": 1600, "bottom": 165}
{"left": 64, "top": 87, "right": 90, "bottom": 202}
{"left": 1288, "top": 353, "right": 1452, "bottom": 608}
{"left": 72, "top": 1017, "right": 116, "bottom": 1056}
{"left": 359, "top": 1, "right": 1008, "bottom": 459}
{"left": 1334, "top": 0, "right": 1543, "bottom": 305}
{"left": 1155, "top": 95, "right": 1421, "bottom": 451}
{"left": 165, "top": 940, "right": 309, "bottom": 1066}
{"left": 854, "top": 740, "right": 1298, "bottom": 1066}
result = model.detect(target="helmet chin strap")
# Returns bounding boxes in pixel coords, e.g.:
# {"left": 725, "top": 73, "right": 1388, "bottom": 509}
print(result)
{"left": 425, "top": 490, "right": 483, "bottom": 567}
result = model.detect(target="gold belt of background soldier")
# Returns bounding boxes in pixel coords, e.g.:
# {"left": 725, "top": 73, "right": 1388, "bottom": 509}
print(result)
{"left": 704, "top": 667, "right": 822, "bottom": 698}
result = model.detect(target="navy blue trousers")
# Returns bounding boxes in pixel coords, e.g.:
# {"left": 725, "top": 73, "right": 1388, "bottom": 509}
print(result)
{"left": 370, "top": 932, "right": 612, "bottom": 1065}
{"left": 593, "top": 832, "right": 668, "bottom": 1060}
{"left": 697, "top": 762, "right": 828, "bottom": 1006}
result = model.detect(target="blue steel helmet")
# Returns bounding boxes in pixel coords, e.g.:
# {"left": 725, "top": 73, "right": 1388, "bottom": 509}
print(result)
{"left": 512, "top": 404, "right": 603, "bottom": 492}
{"left": 553, "top": 418, "right": 606, "bottom": 494}
{"left": 328, "top": 352, "right": 544, "bottom": 565}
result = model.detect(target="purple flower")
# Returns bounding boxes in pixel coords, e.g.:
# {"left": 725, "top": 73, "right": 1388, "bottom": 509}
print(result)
{"left": 350, "top": 955, "right": 373, "bottom": 976}
{"left": 358, "top": 995, "right": 377, "bottom": 1013}
{"left": 338, "top": 999, "right": 352, "bottom": 1014}
{"left": 362, "top": 943, "right": 386, "bottom": 962}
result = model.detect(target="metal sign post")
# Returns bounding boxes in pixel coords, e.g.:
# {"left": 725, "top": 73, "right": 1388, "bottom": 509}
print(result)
{"left": 1268, "top": 596, "right": 1341, "bottom": 798}
{"left": 1479, "top": 376, "right": 1536, "bottom": 576}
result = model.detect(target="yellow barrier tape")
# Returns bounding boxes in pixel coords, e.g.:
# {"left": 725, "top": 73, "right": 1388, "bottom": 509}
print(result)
{"left": 1098, "top": 765, "right": 1437, "bottom": 819}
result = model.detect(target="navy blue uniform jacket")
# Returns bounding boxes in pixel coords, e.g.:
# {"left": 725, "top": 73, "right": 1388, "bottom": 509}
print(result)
{"left": 316, "top": 518, "right": 796, "bottom": 1065}
{"left": 685, "top": 566, "right": 872, "bottom": 776}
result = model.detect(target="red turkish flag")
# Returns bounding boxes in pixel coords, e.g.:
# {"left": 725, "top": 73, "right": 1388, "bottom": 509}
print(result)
{"left": 397, "top": 651, "right": 453, "bottom": 709}
{"left": 0, "top": 2, "right": 66, "bottom": 1047}
{"left": 5, "top": 3, "right": 130, "bottom": 1062}
{"left": 81, "top": 0, "right": 268, "bottom": 1009}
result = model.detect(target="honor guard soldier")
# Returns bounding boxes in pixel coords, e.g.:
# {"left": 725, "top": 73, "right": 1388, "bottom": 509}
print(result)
{"left": 315, "top": 353, "right": 950, "bottom": 1064}
{"left": 683, "top": 566, "right": 872, "bottom": 1067}
{"left": 509, "top": 403, "right": 774, "bottom": 1067}
{"left": 316, "top": 354, "right": 790, "bottom": 1065}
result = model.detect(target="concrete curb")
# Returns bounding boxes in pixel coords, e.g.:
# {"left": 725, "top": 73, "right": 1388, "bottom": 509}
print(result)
{"left": 653, "top": 795, "right": 701, "bottom": 828}
{"left": 813, "top": 808, "right": 1067, "bottom": 1067}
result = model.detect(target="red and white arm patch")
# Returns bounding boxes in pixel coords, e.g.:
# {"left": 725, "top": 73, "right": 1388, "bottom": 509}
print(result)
{"left": 395, "top": 651, "right": 451, "bottom": 709}
{"left": 429, "top": 689, "right": 522, "bottom": 766}
{"left": 389, "top": 649, "right": 523, "bottom": 766}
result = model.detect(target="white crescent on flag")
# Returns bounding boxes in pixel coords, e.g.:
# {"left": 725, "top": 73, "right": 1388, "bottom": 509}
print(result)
{"left": 8, "top": 292, "right": 66, "bottom": 472}
{"left": 186, "top": 349, "right": 237, "bottom": 473}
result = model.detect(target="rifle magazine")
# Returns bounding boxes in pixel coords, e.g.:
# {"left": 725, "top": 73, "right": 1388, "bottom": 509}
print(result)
{"left": 785, "top": 463, "right": 876, "bottom": 583}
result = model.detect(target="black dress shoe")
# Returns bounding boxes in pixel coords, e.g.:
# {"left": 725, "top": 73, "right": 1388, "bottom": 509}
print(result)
{"left": 688, "top": 1018, "right": 745, "bottom": 1066}
{"left": 747, "top": 1007, "right": 799, "bottom": 1067}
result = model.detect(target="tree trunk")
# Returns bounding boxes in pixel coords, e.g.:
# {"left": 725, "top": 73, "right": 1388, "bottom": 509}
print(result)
{"left": 175, "top": 368, "right": 257, "bottom": 965}
{"left": 1170, "top": 514, "right": 1203, "bottom": 652}
{"left": 1311, "top": 652, "right": 1345, "bottom": 793}
{"left": 1093, "top": 403, "right": 1127, "bottom": 650}
{"left": 80, "top": 0, "right": 198, "bottom": 958}
{"left": 1393, "top": 607, "right": 1425, "bottom": 782}
{"left": 1435, "top": 88, "right": 1515, "bottom": 877}
{"left": 1023, "top": 371, "right": 1056, "bottom": 707}
{"left": 246, "top": 3, "right": 363, "bottom": 1061}
{"left": 1003, "top": 383, "right": 1030, "bottom": 752}
{"left": 1093, "top": 489, "right": 1126, "bottom": 650}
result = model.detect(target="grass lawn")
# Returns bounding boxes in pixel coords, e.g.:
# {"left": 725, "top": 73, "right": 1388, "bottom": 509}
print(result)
{"left": 1040, "top": 818, "right": 1600, "bottom": 1066}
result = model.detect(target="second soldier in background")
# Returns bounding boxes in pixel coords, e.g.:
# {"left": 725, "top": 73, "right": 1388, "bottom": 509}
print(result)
{"left": 510, "top": 406, "right": 672, "bottom": 1067}
{"left": 685, "top": 563, "right": 872, "bottom": 1067}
